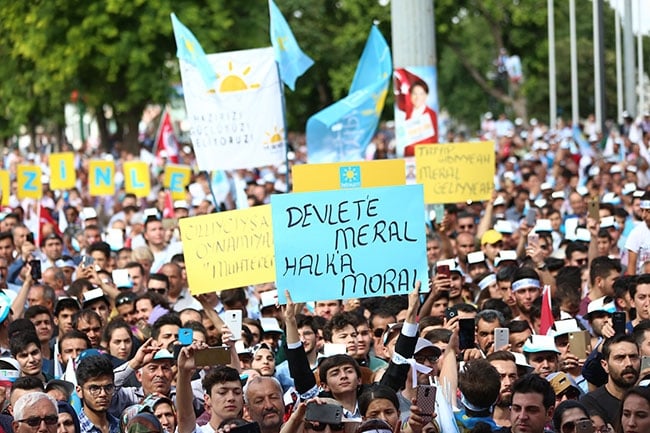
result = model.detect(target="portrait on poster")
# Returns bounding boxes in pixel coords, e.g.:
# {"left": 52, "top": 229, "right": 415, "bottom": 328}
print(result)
{"left": 394, "top": 66, "right": 439, "bottom": 157}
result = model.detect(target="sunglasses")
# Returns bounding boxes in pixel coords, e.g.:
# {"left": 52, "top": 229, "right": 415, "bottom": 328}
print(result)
{"left": 373, "top": 328, "right": 386, "bottom": 338}
{"left": 414, "top": 354, "right": 439, "bottom": 364}
{"left": 305, "top": 422, "right": 344, "bottom": 432}
{"left": 17, "top": 415, "right": 58, "bottom": 427}
{"left": 148, "top": 288, "right": 167, "bottom": 295}
{"left": 561, "top": 419, "right": 591, "bottom": 433}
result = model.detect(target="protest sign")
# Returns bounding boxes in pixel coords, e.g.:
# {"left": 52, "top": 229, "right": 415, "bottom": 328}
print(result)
{"left": 272, "top": 185, "right": 428, "bottom": 303}
{"left": 49, "top": 152, "right": 76, "bottom": 190}
{"left": 88, "top": 160, "right": 116, "bottom": 196}
{"left": 179, "top": 47, "right": 286, "bottom": 171}
{"left": 180, "top": 205, "right": 275, "bottom": 294}
{"left": 292, "top": 159, "right": 406, "bottom": 192}
{"left": 416, "top": 141, "right": 494, "bottom": 203}
{"left": 0, "top": 171, "right": 9, "bottom": 206}
{"left": 123, "top": 161, "right": 151, "bottom": 198}
{"left": 17, "top": 165, "right": 42, "bottom": 199}
{"left": 163, "top": 164, "right": 192, "bottom": 200}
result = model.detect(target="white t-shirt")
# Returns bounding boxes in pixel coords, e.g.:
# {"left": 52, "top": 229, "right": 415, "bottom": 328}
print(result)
{"left": 625, "top": 222, "right": 650, "bottom": 274}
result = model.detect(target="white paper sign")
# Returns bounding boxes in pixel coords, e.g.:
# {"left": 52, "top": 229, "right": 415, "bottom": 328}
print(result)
{"left": 180, "top": 47, "right": 286, "bottom": 171}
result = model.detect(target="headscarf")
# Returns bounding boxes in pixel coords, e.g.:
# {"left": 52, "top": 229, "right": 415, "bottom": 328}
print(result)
{"left": 57, "top": 401, "right": 81, "bottom": 433}
{"left": 126, "top": 413, "right": 163, "bottom": 433}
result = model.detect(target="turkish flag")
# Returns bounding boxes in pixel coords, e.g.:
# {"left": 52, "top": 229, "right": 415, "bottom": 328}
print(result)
{"left": 540, "top": 285, "right": 554, "bottom": 335}
{"left": 154, "top": 110, "right": 179, "bottom": 163}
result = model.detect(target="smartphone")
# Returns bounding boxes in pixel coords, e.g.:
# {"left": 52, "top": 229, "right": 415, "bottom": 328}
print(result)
{"left": 223, "top": 310, "right": 243, "bottom": 340}
{"left": 436, "top": 264, "right": 450, "bottom": 278}
{"left": 494, "top": 328, "right": 509, "bottom": 351}
{"left": 445, "top": 307, "right": 458, "bottom": 321}
{"left": 575, "top": 419, "right": 595, "bottom": 433}
{"left": 568, "top": 331, "right": 588, "bottom": 359}
{"left": 229, "top": 423, "right": 261, "bottom": 433}
{"left": 81, "top": 255, "right": 95, "bottom": 266}
{"left": 527, "top": 232, "right": 539, "bottom": 247}
{"left": 416, "top": 385, "right": 436, "bottom": 423}
{"left": 179, "top": 328, "right": 193, "bottom": 345}
{"left": 136, "top": 321, "right": 151, "bottom": 340}
{"left": 459, "top": 318, "right": 475, "bottom": 350}
{"left": 194, "top": 346, "right": 230, "bottom": 367}
{"left": 305, "top": 402, "right": 343, "bottom": 424}
{"left": 29, "top": 259, "right": 41, "bottom": 280}
{"left": 613, "top": 312, "right": 626, "bottom": 335}
{"left": 105, "top": 228, "right": 124, "bottom": 251}
{"left": 588, "top": 197, "right": 600, "bottom": 221}
{"left": 526, "top": 209, "right": 538, "bottom": 227}
{"left": 26, "top": 233, "right": 34, "bottom": 244}
{"left": 641, "top": 356, "right": 650, "bottom": 371}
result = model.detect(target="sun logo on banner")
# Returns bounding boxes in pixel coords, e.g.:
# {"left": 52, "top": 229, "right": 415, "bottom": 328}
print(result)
{"left": 361, "top": 88, "right": 389, "bottom": 117}
{"left": 218, "top": 61, "right": 261, "bottom": 92}
{"left": 263, "top": 126, "right": 285, "bottom": 149}
{"left": 339, "top": 166, "right": 361, "bottom": 188}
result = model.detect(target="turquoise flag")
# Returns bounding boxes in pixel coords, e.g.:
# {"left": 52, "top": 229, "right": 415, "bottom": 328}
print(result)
{"left": 306, "top": 26, "right": 391, "bottom": 163}
{"left": 170, "top": 13, "right": 217, "bottom": 90}
{"left": 269, "top": 0, "right": 314, "bottom": 90}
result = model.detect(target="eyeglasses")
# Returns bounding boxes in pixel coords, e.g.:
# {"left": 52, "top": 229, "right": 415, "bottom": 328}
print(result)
{"left": 305, "top": 422, "right": 344, "bottom": 432}
{"left": 84, "top": 383, "right": 115, "bottom": 396}
{"left": 148, "top": 288, "right": 167, "bottom": 295}
{"left": 16, "top": 415, "right": 58, "bottom": 427}
{"left": 373, "top": 328, "right": 386, "bottom": 338}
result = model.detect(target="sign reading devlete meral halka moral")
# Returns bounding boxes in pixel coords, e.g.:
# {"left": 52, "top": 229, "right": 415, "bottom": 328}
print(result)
{"left": 179, "top": 46, "right": 286, "bottom": 171}
{"left": 271, "top": 184, "right": 429, "bottom": 304}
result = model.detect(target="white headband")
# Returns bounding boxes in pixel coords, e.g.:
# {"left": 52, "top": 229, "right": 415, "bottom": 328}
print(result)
{"left": 512, "top": 278, "right": 541, "bottom": 292}
{"left": 478, "top": 274, "right": 497, "bottom": 290}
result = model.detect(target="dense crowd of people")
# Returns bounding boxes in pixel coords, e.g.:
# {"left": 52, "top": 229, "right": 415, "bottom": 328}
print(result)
{"left": 1, "top": 111, "right": 650, "bottom": 433}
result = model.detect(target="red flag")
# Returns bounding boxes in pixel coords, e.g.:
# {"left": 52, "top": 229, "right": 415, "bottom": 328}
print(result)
{"left": 38, "top": 205, "right": 62, "bottom": 246}
{"left": 540, "top": 284, "right": 554, "bottom": 335}
{"left": 162, "top": 190, "right": 174, "bottom": 219}
{"left": 154, "top": 110, "right": 179, "bottom": 163}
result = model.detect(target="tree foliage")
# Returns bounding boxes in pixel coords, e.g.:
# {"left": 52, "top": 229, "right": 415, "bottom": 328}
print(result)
{"left": 0, "top": 0, "right": 648, "bottom": 146}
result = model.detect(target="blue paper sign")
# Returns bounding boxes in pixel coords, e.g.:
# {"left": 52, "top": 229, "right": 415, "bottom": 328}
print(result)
{"left": 272, "top": 184, "right": 428, "bottom": 303}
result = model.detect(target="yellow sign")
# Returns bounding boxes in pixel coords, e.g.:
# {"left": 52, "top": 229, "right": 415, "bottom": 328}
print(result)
{"left": 123, "top": 161, "right": 151, "bottom": 198}
{"left": 180, "top": 205, "right": 275, "bottom": 294}
{"left": 163, "top": 164, "right": 192, "bottom": 200}
{"left": 415, "top": 141, "right": 494, "bottom": 203}
{"left": 17, "top": 165, "right": 42, "bottom": 199}
{"left": 292, "top": 159, "right": 406, "bottom": 192}
{"left": 88, "top": 160, "right": 116, "bottom": 196}
{"left": 0, "top": 171, "right": 10, "bottom": 206}
{"left": 49, "top": 152, "right": 76, "bottom": 190}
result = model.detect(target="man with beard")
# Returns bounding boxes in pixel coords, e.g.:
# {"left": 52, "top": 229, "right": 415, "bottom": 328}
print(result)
{"left": 244, "top": 376, "right": 284, "bottom": 433}
{"left": 487, "top": 351, "right": 519, "bottom": 429}
{"left": 511, "top": 268, "right": 541, "bottom": 329}
{"left": 76, "top": 355, "right": 119, "bottom": 433}
{"left": 580, "top": 334, "right": 640, "bottom": 427}
{"left": 466, "top": 309, "right": 505, "bottom": 359}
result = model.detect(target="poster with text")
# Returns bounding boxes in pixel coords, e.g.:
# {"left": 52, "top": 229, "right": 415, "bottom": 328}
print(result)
{"left": 179, "top": 46, "right": 286, "bottom": 171}
{"left": 272, "top": 185, "right": 429, "bottom": 303}
{"left": 180, "top": 205, "right": 275, "bottom": 294}
{"left": 415, "top": 141, "right": 494, "bottom": 203}
{"left": 394, "top": 66, "right": 439, "bottom": 158}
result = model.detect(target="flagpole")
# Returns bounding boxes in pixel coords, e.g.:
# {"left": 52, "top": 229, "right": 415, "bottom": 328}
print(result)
{"left": 275, "top": 61, "right": 291, "bottom": 192}
{"left": 207, "top": 171, "right": 221, "bottom": 213}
